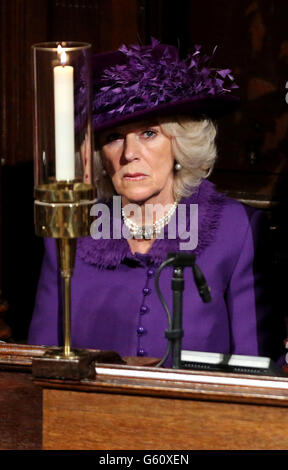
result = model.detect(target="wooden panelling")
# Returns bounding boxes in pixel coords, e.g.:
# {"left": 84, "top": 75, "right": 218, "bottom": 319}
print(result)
{"left": 41, "top": 379, "right": 288, "bottom": 450}
{"left": 1, "top": 343, "right": 288, "bottom": 450}
{"left": 185, "top": 0, "right": 288, "bottom": 200}
{"left": 0, "top": 370, "right": 42, "bottom": 450}
{"left": 0, "top": 0, "right": 48, "bottom": 166}
{"left": 48, "top": 0, "right": 141, "bottom": 52}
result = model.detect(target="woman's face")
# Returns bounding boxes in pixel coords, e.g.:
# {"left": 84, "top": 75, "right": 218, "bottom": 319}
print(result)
{"left": 99, "top": 121, "right": 175, "bottom": 205}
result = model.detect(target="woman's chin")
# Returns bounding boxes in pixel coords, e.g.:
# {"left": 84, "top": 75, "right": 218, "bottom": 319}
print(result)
{"left": 121, "top": 190, "right": 157, "bottom": 205}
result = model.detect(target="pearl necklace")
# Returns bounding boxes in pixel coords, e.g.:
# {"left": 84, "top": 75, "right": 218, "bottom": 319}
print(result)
{"left": 121, "top": 201, "right": 178, "bottom": 239}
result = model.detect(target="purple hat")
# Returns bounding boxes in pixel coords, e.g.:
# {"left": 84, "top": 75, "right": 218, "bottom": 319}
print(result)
{"left": 92, "top": 38, "right": 239, "bottom": 133}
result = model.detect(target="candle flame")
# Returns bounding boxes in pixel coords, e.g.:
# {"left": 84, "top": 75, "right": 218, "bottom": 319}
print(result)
{"left": 57, "top": 44, "right": 67, "bottom": 66}
{"left": 60, "top": 50, "right": 67, "bottom": 66}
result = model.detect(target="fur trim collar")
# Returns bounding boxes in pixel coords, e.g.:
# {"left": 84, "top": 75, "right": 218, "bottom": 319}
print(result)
{"left": 77, "top": 180, "right": 226, "bottom": 269}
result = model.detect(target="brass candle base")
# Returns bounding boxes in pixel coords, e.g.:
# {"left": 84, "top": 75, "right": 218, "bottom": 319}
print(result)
{"left": 32, "top": 347, "right": 125, "bottom": 381}
{"left": 32, "top": 347, "right": 97, "bottom": 380}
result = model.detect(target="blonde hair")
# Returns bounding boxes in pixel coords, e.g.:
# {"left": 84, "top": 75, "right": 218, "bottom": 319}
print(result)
{"left": 94, "top": 116, "right": 217, "bottom": 200}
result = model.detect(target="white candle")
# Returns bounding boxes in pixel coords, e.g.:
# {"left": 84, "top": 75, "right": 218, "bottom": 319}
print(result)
{"left": 53, "top": 48, "right": 75, "bottom": 181}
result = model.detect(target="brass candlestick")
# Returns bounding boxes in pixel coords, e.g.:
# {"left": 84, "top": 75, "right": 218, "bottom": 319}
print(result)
{"left": 31, "top": 42, "right": 98, "bottom": 378}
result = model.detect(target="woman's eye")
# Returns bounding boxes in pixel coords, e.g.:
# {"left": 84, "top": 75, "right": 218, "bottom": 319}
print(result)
{"left": 142, "top": 129, "right": 157, "bottom": 138}
{"left": 106, "top": 132, "right": 122, "bottom": 143}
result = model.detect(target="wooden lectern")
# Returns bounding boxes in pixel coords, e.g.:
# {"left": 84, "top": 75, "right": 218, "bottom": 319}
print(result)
{"left": 1, "top": 343, "right": 288, "bottom": 450}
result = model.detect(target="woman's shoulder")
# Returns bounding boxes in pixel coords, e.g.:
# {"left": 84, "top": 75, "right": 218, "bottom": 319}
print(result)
{"left": 192, "top": 179, "right": 267, "bottom": 252}
{"left": 217, "top": 188, "right": 264, "bottom": 234}
{"left": 196, "top": 179, "right": 263, "bottom": 225}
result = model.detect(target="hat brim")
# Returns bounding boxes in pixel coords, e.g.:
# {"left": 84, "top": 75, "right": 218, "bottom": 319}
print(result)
{"left": 93, "top": 93, "right": 240, "bottom": 133}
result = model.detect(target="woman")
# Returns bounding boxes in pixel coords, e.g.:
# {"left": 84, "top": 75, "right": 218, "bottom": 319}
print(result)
{"left": 28, "top": 40, "right": 285, "bottom": 365}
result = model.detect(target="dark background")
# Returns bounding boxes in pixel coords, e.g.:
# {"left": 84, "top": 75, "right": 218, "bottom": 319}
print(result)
{"left": 1, "top": 0, "right": 288, "bottom": 342}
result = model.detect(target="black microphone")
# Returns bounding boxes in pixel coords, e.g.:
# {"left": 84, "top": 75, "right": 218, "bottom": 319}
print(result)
{"left": 192, "top": 263, "right": 211, "bottom": 303}
{"left": 167, "top": 252, "right": 211, "bottom": 302}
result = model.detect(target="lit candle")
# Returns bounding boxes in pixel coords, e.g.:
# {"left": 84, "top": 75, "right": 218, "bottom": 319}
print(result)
{"left": 54, "top": 46, "right": 75, "bottom": 181}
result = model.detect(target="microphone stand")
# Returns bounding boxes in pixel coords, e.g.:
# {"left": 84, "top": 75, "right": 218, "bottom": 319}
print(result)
{"left": 168, "top": 266, "right": 185, "bottom": 369}
{"left": 155, "top": 252, "right": 211, "bottom": 369}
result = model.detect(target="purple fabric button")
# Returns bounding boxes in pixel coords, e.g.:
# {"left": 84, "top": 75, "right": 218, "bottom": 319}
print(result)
{"left": 137, "top": 326, "right": 146, "bottom": 335}
{"left": 147, "top": 268, "right": 155, "bottom": 278}
{"left": 143, "top": 287, "right": 151, "bottom": 296}
{"left": 137, "top": 348, "right": 145, "bottom": 357}
{"left": 140, "top": 305, "right": 149, "bottom": 314}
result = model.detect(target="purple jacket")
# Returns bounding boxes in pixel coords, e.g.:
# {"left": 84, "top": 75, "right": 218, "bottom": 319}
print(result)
{"left": 28, "top": 180, "right": 284, "bottom": 364}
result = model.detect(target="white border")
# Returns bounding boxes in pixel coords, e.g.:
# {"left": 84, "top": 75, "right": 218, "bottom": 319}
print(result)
{"left": 96, "top": 366, "right": 288, "bottom": 391}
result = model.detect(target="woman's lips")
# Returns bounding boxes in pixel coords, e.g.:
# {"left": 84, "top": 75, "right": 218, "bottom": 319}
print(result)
{"left": 123, "top": 173, "right": 147, "bottom": 181}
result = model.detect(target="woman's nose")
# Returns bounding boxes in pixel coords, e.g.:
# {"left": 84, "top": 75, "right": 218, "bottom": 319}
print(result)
{"left": 123, "top": 133, "right": 139, "bottom": 161}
